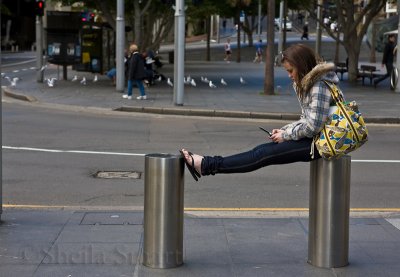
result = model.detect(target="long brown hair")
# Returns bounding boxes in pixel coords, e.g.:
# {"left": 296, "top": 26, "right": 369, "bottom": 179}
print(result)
{"left": 281, "top": 44, "right": 319, "bottom": 89}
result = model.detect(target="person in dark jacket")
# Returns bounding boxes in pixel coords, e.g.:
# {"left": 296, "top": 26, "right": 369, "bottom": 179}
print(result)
{"left": 374, "top": 34, "right": 396, "bottom": 89}
{"left": 123, "top": 44, "right": 147, "bottom": 100}
{"left": 301, "top": 22, "right": 309, "bottom": 40}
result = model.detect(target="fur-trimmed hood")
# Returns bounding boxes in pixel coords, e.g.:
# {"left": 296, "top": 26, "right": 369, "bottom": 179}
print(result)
{"left": 300, "top": 62, "right": 338, "bottom": 93}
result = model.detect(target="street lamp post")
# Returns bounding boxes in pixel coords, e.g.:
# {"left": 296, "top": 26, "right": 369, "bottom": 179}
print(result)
{"left": 395, "top": 0, "right": 400, "bottom": 93}
{"left": 315, "top": 0, "right": 323, "bottom": 56}
{"left": 173, "top": 0, "right": 185, "bottom": 105}
{"left": 36, "top": 16, "right": 44, "bottom": 82}
{"left": 278, "top": 0, "right": 284, "bottom": 57}
{"left": 116, "top": 0, "right": 125, "bottom": 93}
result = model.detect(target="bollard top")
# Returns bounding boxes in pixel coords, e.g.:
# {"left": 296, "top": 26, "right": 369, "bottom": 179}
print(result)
{"left": 145, "top": 153, "right": 181, "bottom": 160}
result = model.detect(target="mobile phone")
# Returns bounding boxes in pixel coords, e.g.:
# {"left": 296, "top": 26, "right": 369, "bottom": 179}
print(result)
{"left": 259, "top": 127, "right": 272, "bottom": 137}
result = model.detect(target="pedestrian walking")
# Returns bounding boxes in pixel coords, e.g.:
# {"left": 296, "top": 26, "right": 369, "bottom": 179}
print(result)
{"left": 301, "top": 22, "right": 309, "bottom": 40}
{"left": 374, "top": 34, "right": 396, "bottom": 89}
{"left": 253, "top": 39, "right": 263, "bottom": 63}
{"left": 180, "top": 44, "right": 342, "bottom": 181}
{"left": 224, "top": 38, "right": 232, "bottom": 63}
{"left": 122, "top": 44, "right": 147, "bottom": 100}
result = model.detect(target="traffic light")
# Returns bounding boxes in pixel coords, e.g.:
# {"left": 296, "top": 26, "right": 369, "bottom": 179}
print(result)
{"left": 80, "top": 11, "right": 95, "bottom": 22}
{"left": 35, "top": 0, "right": 45, "bottom": 17}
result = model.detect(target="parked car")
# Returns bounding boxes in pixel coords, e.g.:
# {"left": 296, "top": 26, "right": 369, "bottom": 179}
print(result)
{"left": 274, "top": 18, "right": 292, "bottom": 31}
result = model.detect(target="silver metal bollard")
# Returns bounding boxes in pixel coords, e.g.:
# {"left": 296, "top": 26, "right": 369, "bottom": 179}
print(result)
{"left": 308, "top": 155, "right": 351, "bottom": 268}
{"left": 143, "top": 153, "right": 184, "bottom": 269}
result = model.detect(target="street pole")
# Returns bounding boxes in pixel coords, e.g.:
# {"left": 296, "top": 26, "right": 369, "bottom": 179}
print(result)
{"left": 257, "top": 0, "right": 261, "bottom": 37}
{"left": 116, "top": 0, "right": 125, "bottom": 93}
{"left": 395, "top": 0, "right": 400, "bottom": 93}
{"left": 36, "top": 15, "right": 44, "bottom": 82}
{"left": 173, "top": 0, "right": 185, "bottom": 105}
{"left": 0, "top": 2, "right": 3, "bottom": 221}
{"left": 216, "top": 15, "right": 220, "bottom": 43}
{"left": 315, "top": 0, "right": 322, "bottom": 56}
{"left": 278, "top": 0, "right": 284, "bottom": 56}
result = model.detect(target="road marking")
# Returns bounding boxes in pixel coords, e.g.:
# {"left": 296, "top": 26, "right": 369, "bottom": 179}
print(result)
{"left": 386, "top": 218, "right": 400, "bottom": 230}
{"left": 2, "top": 146, "right": 400, "bottom": 163}
{"left": 3, "top": 204, "right": 400, "bottom": 213}
{"left": 352, "top": 159, "right": 400, "bottom": 163}
{"left": 2, "top": 146, "right": 145, "bottom": 157}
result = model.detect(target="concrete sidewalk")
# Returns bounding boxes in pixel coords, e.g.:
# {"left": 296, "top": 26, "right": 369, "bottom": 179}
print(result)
{"left": 1, "top": 209, "right": 400, "bottom": 277}
{"left": 2, "top": 60, "right": 400, "bottom": 124}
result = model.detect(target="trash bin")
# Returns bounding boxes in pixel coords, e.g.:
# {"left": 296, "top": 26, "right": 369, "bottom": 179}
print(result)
{"left": 168, "top": 51, "right": 174, "bottom": 64}
{"left": 308, "top": 155, "right": 351, "bottom": 268}
{"left": 142, "top": 153, "right": 184, "bottom": 269}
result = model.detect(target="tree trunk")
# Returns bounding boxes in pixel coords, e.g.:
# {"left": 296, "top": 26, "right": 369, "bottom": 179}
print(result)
{"left": 236, "top": 10, "right": 241, "bottom": 63}
{"left": 206, "top": 16, "right": 211, "bottom": 61}
{"left": 133, "top": 1, "right": 141, "bottom": 47}
{"left": 343, "top": 39, "right": 361, "bottom": 82}
{"left": 264, "top": 0, "right": 275, "bottom": 95}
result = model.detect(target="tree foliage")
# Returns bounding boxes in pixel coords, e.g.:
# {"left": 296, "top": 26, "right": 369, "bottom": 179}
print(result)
{"left": 301, "top": 0, "right": 386, "bottom": 82}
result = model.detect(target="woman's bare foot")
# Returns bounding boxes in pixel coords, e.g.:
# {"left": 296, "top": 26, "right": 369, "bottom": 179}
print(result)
{"left": 180, "top": 149, "right": 203, "bottom": 176}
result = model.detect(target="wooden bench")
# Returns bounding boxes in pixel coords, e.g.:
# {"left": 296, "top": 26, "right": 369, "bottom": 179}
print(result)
{"left": 358, "top": 65, "right": 380, "bottom": 85}
{"left": 335, "top": 62, "right": 347, "bottom": 80}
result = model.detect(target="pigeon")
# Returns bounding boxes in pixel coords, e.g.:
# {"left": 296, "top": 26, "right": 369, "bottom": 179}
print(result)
{"left": 93, "top": 75, "right": 98, "bottom": 82}
{"left": 80, "top": 77, "right": 87, "bottom": 85}
{"left": 209, "top": 80, "right": 217, "bottom": 88}
{"left": 190, "top": 78, "right": 196, "bottom": 87}
{"left": 201, "top": 76, "right": 209, "bottom": 83}
{"left": 240, "top": 77, "right": 246, "bottom": 84}
{"left": 39, "top": 65, "right": 47, "bottom": 72}
{"left": 46, "top": 78, "right": 57, "bottom": 87}
{"left": 5, "top": 76, "right": 20, "bottom": 87}
{"left": 167, "top": 78, "right": 174, "bottom": 87}
{"left": 221, "top": 78, "right": 227, "bottom": 85}
{"left": 1, "top": 73, "right": 5, "bottom": 78}
{"left": 72, "top": 75, "right": 78, "bottom": 82}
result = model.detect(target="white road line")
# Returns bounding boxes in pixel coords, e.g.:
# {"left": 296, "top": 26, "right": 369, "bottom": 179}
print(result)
{"left": 2, "top": 146, "right": 400, "bottom": 162}
{"left": 2, "top": 146, "right": 145, "bottom": 157}
{"left": 352, "top": 160, "right": 400, "bottom": 163}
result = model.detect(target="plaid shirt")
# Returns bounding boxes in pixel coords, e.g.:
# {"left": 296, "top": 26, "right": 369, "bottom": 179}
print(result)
{"left": 281, "top": 73, "right": 341, "bottom": 141}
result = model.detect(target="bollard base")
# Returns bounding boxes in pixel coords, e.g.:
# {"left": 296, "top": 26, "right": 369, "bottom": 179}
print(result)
{"left": 143, "top": 251, "right": 183, "bottom": 269}
{"left": 307, "top": 260, "right": 349, "bottom": 269}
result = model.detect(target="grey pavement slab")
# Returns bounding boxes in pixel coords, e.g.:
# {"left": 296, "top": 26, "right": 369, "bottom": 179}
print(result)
{"left": 1, "top": 210, "right": 400, "bottom": 276}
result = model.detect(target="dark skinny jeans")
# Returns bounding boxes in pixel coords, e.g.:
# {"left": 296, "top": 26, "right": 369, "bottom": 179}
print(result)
{"left": 201, "top": 138, "right": 320, "bottom": 176}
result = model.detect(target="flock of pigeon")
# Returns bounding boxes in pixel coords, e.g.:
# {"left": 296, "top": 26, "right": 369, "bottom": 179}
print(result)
{"left": 166, "top": 75, "right": 246, "bottom": 89}
{"left": 2, "top": 64, "right": 247, "bottom": 90}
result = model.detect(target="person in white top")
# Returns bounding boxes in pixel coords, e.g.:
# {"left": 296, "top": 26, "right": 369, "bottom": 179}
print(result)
{"left": 224, "top": 39, "right": 232, "bottom": 63}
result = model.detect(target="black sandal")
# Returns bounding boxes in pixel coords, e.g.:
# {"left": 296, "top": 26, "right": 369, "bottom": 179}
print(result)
{"left": 179, "top": 150, "right": 201, "bottom": 181}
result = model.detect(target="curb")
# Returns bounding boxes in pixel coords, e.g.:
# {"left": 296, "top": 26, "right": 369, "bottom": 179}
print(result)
{"left": 114, "top": 106, "right": 301, "bottom": 120}
{"left": 2, "top": 87, "right": 38, "bottom": 102}
{"left": 3, "top": 89, "right": 399, "bottom": 123}
{"left": 113, "top": 106, "right": 400, "bottom": 123}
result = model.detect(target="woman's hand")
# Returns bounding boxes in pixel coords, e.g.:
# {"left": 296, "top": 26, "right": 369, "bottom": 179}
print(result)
{"left": 270, "top": 129, "right": 285, "bottom": 143}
